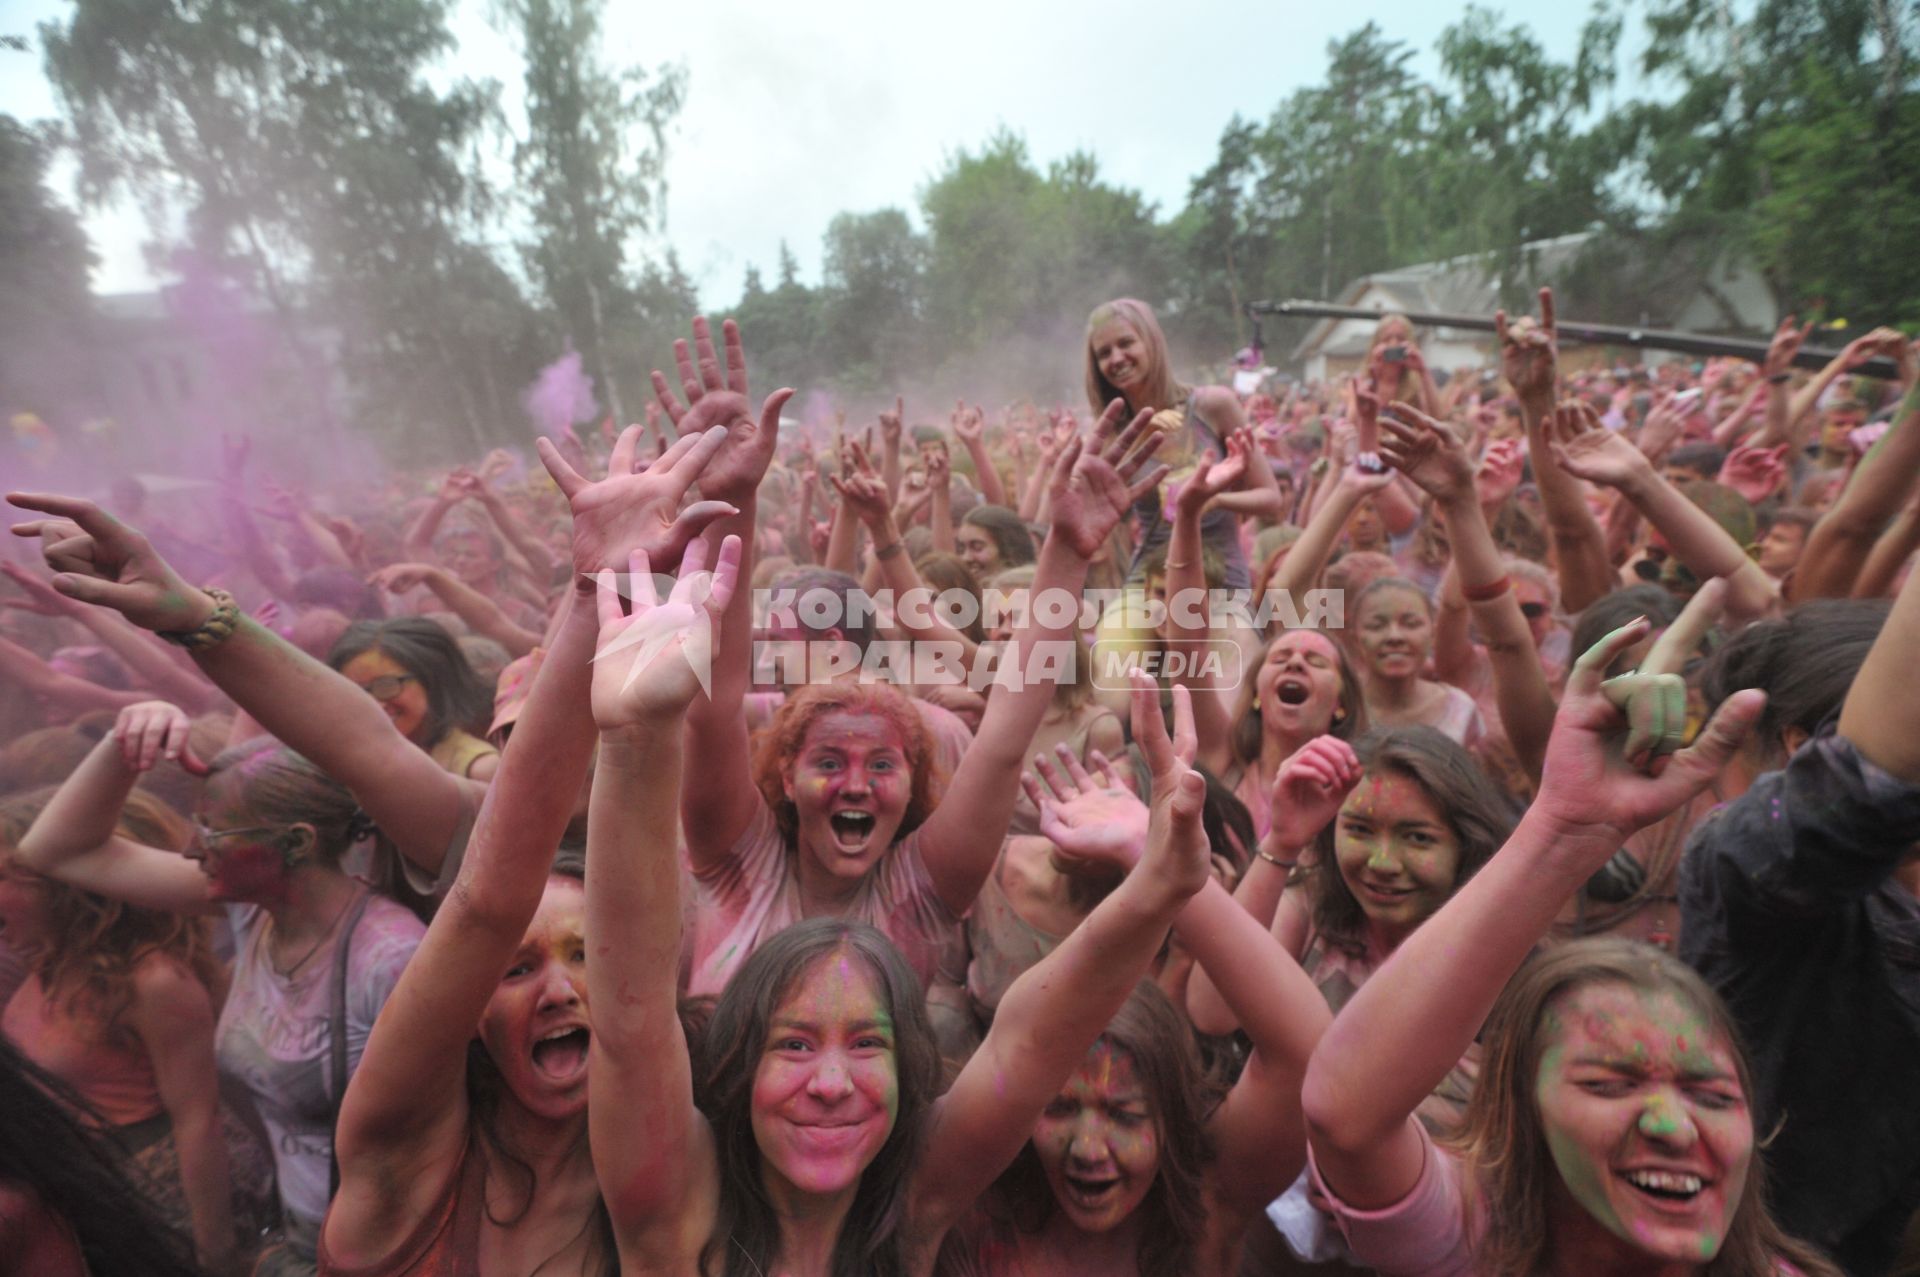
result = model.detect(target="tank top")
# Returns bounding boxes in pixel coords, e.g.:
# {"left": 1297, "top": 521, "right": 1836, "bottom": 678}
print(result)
{"left": 1126, "top": 395, "right": 1252, "bottom": 590}
{"left": 3, "top": 968, "right": 165, "bottom": 1126}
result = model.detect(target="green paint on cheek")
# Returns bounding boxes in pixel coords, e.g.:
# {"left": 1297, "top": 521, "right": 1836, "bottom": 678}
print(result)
{"left": 1538, "top": 1047, "right": 1625, "bottom": 1236}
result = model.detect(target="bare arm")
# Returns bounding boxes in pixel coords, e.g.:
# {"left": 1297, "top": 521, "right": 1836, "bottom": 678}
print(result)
{"left": 130, "top": 959, "right": 234, "bottom": 1273}
{"left": 1851, "top": 494, "right": 1920, "bottom": 599}
{"left": 370, "top": 563, "right": 541, "bottom": 658}
{"left": 1304, "top": 624, "right": 1765, "bottom": 1208}
{"left": 1793, "top": 379, "right": 1920, "bottom": 603}
{"left": 1837, "top": 539, "right": 1920, "bottom": 783}
{"left": 473, "top": 481, "right": 558, "bottom": 587}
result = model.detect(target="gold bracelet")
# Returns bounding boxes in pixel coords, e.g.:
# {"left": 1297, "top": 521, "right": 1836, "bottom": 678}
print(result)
{"left": 158, "top": 588, "right": 241, "bottom": 652}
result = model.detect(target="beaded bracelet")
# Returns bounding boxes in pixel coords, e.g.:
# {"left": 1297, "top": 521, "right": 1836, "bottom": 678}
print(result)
{"left": 159, "top": 588, "right": 241, "bottom": 652}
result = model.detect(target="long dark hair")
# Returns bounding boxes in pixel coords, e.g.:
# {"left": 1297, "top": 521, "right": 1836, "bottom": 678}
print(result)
{"left": 462, "top": 846, "right": 617, "bottom": 1276}
{"left": 0, "top": 1035, "right": 202, "bottom": 1276}
{"left": 1449, "top": 939, "right": 1843, "bottom": 1277}
{"left": 966, "top": 982, "right": 1222, "bottom": 1277}
{"left": 328, "top": 616, "right": 491, "bottom": 747}
{"left": 1308, "top": 727, "right": 1519, "bottom": 947}
{"left": 697, "top": 920, "right": 943, "bottom": 1277}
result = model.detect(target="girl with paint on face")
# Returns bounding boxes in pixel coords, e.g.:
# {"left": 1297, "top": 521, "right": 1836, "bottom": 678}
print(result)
{"left": 328, "top": 617, "right": 500, "bottom": 781}
{"left": 11, "top": 701, "right": 427, "bottom": 1274}
{"left": 946, "top": 684, "right": 1334, "bottom": 1277}
{"left": 1353, "top": 577, "right": 1485, "bottom": 747}
{"left": 1302, "top": 623, "right": 1843, "bottom": 1277}
{"left": 586, "top": 519, "right": 1219, "bottom": 1277}
{"left": 1085, "top": 299, "right": 1287, "bottom": 591}
{"left": 675, "top": 323, "right": 1167, "bottom": 1059}
{"left": 317, "top": 422, "right": 738, "bottom": 1277}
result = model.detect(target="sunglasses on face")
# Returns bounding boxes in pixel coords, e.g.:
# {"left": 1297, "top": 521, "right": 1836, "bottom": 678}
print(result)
{"left": 358, "top": 674, "right": 418, "bottom": 702}
{"left": 1519, "top": 602, "right": 1549, "bottom": 620}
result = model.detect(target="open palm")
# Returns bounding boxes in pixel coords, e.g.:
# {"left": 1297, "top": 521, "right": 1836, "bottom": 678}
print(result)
{"left": 590, "top": 535, "right": 740, "bottom": 730}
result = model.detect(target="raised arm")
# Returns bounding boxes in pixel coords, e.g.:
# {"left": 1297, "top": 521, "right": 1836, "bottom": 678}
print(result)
{"left": 586, "top": 538, "right": 742, "bottom": 1264}
{"left": 14, "top": 701, "right": 215, "bottom": 915}
{"left": 1302, "top": 624, "right": 1765, "bottom": 1209}
{"left": 326, "top": 426, "right": 734, "bottom": 1265}
{"left": 952, "top": 402, "right": 1006, "bottom": 508}
{"left": 468, "top": 472, "right": 558, "bottom": 589}
{"left": 912, "top": 401, "right": 1163, "bottom": 915}
{"left": 649, "top": 317, "right": 795, "bottom": 872}
{"left": 908, "top": 676, "right": 1211, "bottom": 1233}
{"left": 1383, "top": 404, "right": 1555, "bottom": 779}
{"left": 1838, "top": 534, "right": 1920, "bottom": 783}
{"left": 368, "top": 562, "right": 542, "bottom": 658}
{"left": 1, "top": 562, "right": 221, "bottom": 712}
{"left": 1550, "top": 405, "right": 1780, "bottom": 623}
{"left": 1499, "top": 289, "right": 1615, "bottom": 613}
{"left": 833, "top": 444, "right": 981, "bottom": 667}
{"left": 402, "top": 471, "right": 468, "bottom": 560}
{"left": 1166, "top": 437, "right": 1248, "bottom": 768}
{"left": 1792, "top": 361, "right": 1920, "bottom": 602}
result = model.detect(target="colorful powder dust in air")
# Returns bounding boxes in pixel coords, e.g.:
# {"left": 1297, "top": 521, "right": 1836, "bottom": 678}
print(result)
{"left": 522, "top": 351, "right": 599, "bottom": 447}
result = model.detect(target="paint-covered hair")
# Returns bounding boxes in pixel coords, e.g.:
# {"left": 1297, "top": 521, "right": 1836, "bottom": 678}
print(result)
{"left": 753, "top": 682, "right": 941, "bottom": 850}
{"left": 958, "top": 982, "right": 1222, "bottom": 1277}
{"left": 1085, "top": 299, "right": 1186, "bottom": 414}
{"left": 697, "top": 919, "right": 942, "bottom": 1277}
{"left": 1309, "top": 727, "right": 1518, "bottom": 947}
{"left": 1448, "top": 938, "right": 1842, "bottom": 1277}
{"left": 201, "top": 737, "right": 372, "bottom": 869}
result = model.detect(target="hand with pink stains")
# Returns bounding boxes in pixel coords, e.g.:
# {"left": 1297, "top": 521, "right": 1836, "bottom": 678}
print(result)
{"left": 538, "top": 420, "right": 737, "bottom": 586}
{"left": 1378, "top": 402, "right": 1474, "bottom": 505}
{"left": 1533, "top": 618, "right": 1766, "bottom": 849}
{"left": 1045, "top": 398, "right": 1165, "bottom": 560}
{"left": 1268, "top": 735, "right": 1362, "bottom": 850}
{"left": 112, "top": 700, "right": 208, "bottom": 776}
{"left": 1024, "top": 740, "right": 1150, "bottom": 877}
{"left": 1474, "top": 436, "right": 1526, "bottom": 510}
{"left": 1717, "top": 443, "right": 1789, "bottom": 505}
{"left": 825, "top": 441, "right": 891, "bottom": 529}
{"left": 1173, "top": 433, "right": 1249, "bottom": 515}
{"left": 1496, "top": 286, "right": 1558, "bottom": 405}
{"left": 589, "top": 534, "right": 740, "bottom": 729}
{"left": 1549, "top": 400, "right": 1653, "bottom": 491}
{"left": 647, "top": 317, "right": 795, "bottom": 502}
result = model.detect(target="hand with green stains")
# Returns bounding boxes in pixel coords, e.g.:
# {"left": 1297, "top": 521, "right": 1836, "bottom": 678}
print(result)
{"left": 1533, "top": 617, "right": 1766, "bottom": 849}
{"left": 6, "top": 492, "right": 213, "bottom": 632}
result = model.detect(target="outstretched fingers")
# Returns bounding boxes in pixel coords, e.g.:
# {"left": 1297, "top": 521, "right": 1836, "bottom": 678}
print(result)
{"left": 536, "top": 437, "right": 588, "bottom": 499}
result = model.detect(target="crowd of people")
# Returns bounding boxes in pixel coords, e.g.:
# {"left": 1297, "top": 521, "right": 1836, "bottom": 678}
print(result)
{"left": 1, "top": 292, "right": 1917, "bottom": 1277}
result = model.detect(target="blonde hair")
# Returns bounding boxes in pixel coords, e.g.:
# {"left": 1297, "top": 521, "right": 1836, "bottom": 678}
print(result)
{"left": 1085, "top": 299, "right": 1186, "bottom": 415}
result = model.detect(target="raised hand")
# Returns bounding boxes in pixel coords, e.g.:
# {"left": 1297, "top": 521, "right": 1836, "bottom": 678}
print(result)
{"left": 589, "top": 534, "right": 740, "bottom": 730}
{"left": 1045, "top": 399, "right": 1164, "bottom": 559}
{"left": 1764, "top": 315, "right": 1814, "bottom": 380}
{"left": 1352, "top": 379, "right": 1383, "bottom": 465}
{"left": 1548, "top": 400, "right": 1651, "bottom": 490}
{"left": 6, "top": 493, "right": 210, "bottom": 632}
{"left": 1025, "top": 742, "right": 1150, "bottom": 878}
{"left": 536, "top": 422, "right": 736, "bottom": 584}
{"left": 925, "top": 445, "right": 951, "bottom": 492}
{"left": 113, "top": 700, "right": 208, "bottom": 775}
{"left": 1717, "top": 443, "right": 1789, "bottom": 505}
{"left": 825, "top": 442, "right": 892, "bottom": 528}
{"left": 367, "top": 562, "right": 441, "bottom": 595}
{"left": 0, "top": 560, "right": 82, "bottom": 618}
{"left": 1533, "top": 618, "right": 1765, "bottom": 847}
{"left": 1475, "top": 437, "right": 1526, "bottom": 509}
{"left": 648, "top": 317, "right": 795, "bottom": 501}
{"left": 1174, "top": 432, "right": 1249, "bottom": 514}
{"left": 1496, "top": 286, "right": 1558, "bottom": 402}
{"left": 879, "top": 396, "right": 905, "bottom": 447}
{"left": 1635, "top": 391, "right": 1687, "bottom": 464}
{"left": 951, "top": 400, "right": 986, "bottom": 445}
{"left": 1267, "top": 735, "right": 1363, "bottom": 850}
{"left": 1127, "top": 672, "right": 1212, "bottom": 905}
{"left": 1378, "top": 403, "right": 1475, "bottom": 505}
{"left": 1840, "top": 326, "right": 1910, "bottom": 373}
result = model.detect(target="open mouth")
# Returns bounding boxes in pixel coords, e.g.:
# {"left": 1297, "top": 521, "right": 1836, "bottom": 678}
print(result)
{"left": 531, "top": 1027, "right": 590, "bottom": 1081}
{"left": 1275, "top": 678, "right": 1311, "bottom": 706}
{"left": 1620, "top": 1169, "right": 1706, "bottom": 1205}
{"left": 829, "top": 811, "right": 876, "bottom": 851}
{"left": 1063, "top": 1173, "right": 1123, "bottom": 1211}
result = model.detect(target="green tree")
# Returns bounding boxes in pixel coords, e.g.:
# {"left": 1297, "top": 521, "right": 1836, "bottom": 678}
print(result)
{"left": 0, "top": 113, "right": 97, "bottom": 428}
{"left": 503, "top": 0, "right": 684, "bottom": 425}
{"left": 816, "top": 208, "right": 926, "bottom": 392}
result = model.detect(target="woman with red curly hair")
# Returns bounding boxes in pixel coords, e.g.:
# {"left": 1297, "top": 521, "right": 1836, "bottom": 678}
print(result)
{"left": 671, "top": 312, "right": 1165, "bottom": 1060}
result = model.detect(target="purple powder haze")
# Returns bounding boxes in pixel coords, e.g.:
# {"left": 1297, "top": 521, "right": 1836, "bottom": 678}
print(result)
{"left": 522, "top": 350, "right": 598, "bottom": 444}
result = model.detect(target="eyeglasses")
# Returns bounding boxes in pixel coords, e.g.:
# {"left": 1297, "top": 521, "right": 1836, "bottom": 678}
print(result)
{"left": 357, "top": 674, "right": 418, "bottom": 702}
{"left": 192, "top": 822, "right": 281, "bottom": 848}
{"left": 1519, "top": 602, "right": 1549, "bottom": 620}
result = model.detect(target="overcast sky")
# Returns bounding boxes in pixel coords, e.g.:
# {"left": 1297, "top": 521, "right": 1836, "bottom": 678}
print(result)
{"left": 0, "top": 0, "right": 1645, "bottom": 304}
